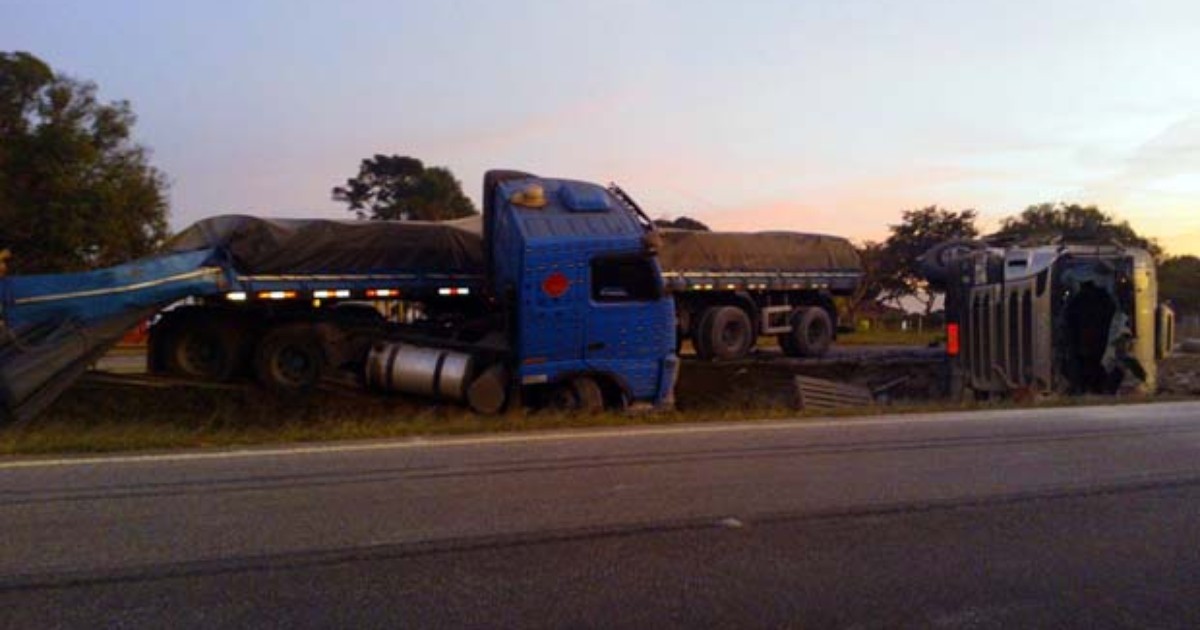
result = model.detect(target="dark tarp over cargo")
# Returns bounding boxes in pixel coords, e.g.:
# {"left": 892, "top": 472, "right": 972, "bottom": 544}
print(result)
{"left": 656, "top": 230, "right": 861, "bottom": 273}
{"left": 168, "top": 214, "right": 485, "bottom": 275}
{"left": 168, "top": 216, "right": 861, "bottom": 277}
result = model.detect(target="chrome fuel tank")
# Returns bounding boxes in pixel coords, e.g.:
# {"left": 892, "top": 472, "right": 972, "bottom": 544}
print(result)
{"left": 365, "top": 342, "right": 475, "bottom": 401}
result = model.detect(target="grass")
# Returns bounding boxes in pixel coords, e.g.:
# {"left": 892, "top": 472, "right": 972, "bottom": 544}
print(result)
{"left": 0, "top": 380, "right": 804, "bottom": 455}
{"left": 1, "top": 373, "right": 1185, "bottom": 457}
{"left": 4, "top": 340, "right": 1192, "bottom": 457}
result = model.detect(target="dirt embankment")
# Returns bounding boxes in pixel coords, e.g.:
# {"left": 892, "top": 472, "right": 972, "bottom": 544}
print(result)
{"left": 676, "top": 348, "right": 945, "bottom": 410}
{"left": 677, "top": 346, "right": 1200, "bottom": 410}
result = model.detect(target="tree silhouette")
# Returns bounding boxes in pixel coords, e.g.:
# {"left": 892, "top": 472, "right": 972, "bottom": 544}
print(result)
{"left": 332, "top": 154, "right": 476, "bottom": 221}
{"left": 991, "top": 203, "right": 1160, "bottom": 258}
{"left": 0, "top": 51, "right": 169, "bottom": 273}
{"left": 652, "top": 216, "right": 710, "bottom": 231}
{"left": 880, "top": 206, "right": 979, "bottom": 314}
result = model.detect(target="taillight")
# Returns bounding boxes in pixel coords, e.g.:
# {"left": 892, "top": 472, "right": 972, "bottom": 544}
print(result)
{"left": 946, "top": 322, "right": 961, "bottom": 356}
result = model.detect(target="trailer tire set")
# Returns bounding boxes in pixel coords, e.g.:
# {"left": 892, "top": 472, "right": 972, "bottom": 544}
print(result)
{"left": 781, "top": 307, "right": 833, "bottom": 358}
{"left": 684, "top": 301, "right": 836, "bottom": 360}
{"left": 694, "top": 306, "right": 754, "bottom": 360}
{"left": 151, "top": 307, "right": 245, "bottom": 382}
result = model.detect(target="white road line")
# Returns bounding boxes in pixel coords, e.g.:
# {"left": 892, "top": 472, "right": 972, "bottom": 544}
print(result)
{"left": 1, "top": 401, "right": 1193, "bottom": 470}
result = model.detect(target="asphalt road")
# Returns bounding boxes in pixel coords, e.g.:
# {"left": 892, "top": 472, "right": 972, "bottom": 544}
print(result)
{"left": 4, "top": 402, "right": 1200, "bottom": 628}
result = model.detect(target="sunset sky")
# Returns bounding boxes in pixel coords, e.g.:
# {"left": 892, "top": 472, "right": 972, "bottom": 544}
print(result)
{"left": 4, "top": 0, "right": 1200, "bottom": 255}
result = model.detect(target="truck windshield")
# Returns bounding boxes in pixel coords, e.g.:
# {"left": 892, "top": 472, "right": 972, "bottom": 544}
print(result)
{"left": 591, "top": 255, "right": 662, "bottom": 302}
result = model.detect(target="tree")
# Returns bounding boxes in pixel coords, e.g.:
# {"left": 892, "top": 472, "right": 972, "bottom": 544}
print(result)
{"left": 331, "top": 154, "right": 476, "bottom": 221}
{"left": 652, "top": 216, "right": 710, "bottom": 231}
{"left": 1158, "top": 255, "right": 1200, "bottom": 315}
{"left": 880, "top": 206, "right": 979, "bottom": 314}
{"left": 842, "top": 240, "right": 884, "bottom": 326}
{"left": 0, "top": 51, "right": 169, "bottom": 273}
{"left": 991, "top": 203, "right": 1161, "bottom": 259}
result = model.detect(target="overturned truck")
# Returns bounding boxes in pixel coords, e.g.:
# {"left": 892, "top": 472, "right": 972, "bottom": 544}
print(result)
{"left": 922, "top": 241, "right": 1175, "bottom": 399}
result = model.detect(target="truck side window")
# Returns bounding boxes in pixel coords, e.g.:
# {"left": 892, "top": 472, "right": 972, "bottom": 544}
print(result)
{"left": 591, "top": 255, "right": 662, "bottom": 302}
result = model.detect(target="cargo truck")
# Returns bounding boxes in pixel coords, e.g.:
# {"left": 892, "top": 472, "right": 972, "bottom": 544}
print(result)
{"left": 0, "top": 171, "right": 679, "bottom": 422}
{"left": 653, "top": 225, "right": 860, "bottom": 360}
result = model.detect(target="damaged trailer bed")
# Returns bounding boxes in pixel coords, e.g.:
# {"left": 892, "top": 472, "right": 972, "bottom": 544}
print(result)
{"left": 0, "top": 250, "right": 226, "bottom": 424}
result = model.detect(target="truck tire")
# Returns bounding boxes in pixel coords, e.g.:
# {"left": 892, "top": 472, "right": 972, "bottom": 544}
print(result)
{"left": 254, "top": 325, "right": 326, "bottom": 392}
{"left": 549, "top": 376, "right": 605, "bottom": 414}
{"left": 784, "top": 307, "right": 833, "bottom": 358}
{"left": 697, "top": 306, "right": 753, "bottom": 360}
{"left": 163, "top": 319, "right": 243, "bottom": 382}
{"left": 918, "top": 239, "right": 986, "bottom": 289}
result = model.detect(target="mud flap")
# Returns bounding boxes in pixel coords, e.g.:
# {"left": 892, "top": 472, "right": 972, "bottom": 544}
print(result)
{"left": 656, "top": 353, "right": 680, "bottom": 409}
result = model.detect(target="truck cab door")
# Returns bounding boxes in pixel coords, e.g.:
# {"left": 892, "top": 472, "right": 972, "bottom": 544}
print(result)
{"left": 519, "top": 255, "right": 585, "bottom": 368}
{"left": 584, "top": 254, "right": 675, "bottom": 401}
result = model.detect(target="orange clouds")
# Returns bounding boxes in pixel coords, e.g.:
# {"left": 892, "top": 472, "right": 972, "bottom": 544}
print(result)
{"left": 684, "top": 167, "right": 984, "bottom": 243}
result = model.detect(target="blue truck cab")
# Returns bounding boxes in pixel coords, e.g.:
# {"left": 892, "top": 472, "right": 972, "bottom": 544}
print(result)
{"left": 483, "top": 171, "right": 678, "bottom": 410}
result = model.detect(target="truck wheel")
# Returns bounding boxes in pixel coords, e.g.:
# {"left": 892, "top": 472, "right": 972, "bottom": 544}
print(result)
{"left": 777, "top": 329, "right": 799, "bottom": 357}
{"left": 697, "top": 306, "right": 753, "bottom": 360}
{"left": 549, "top": 376, "right": 605, "bottom": 414}
{"left": 787, "top": 307, "right": 833, "bottom": 358}
{"left": 168, "top": 322, "right": 242, "bottom": 382}
{"left": 254, "top": 325, "right": 325, "bottom": 392}
{"left": 918, "top": 239, "right": 986, "bottom": 289}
